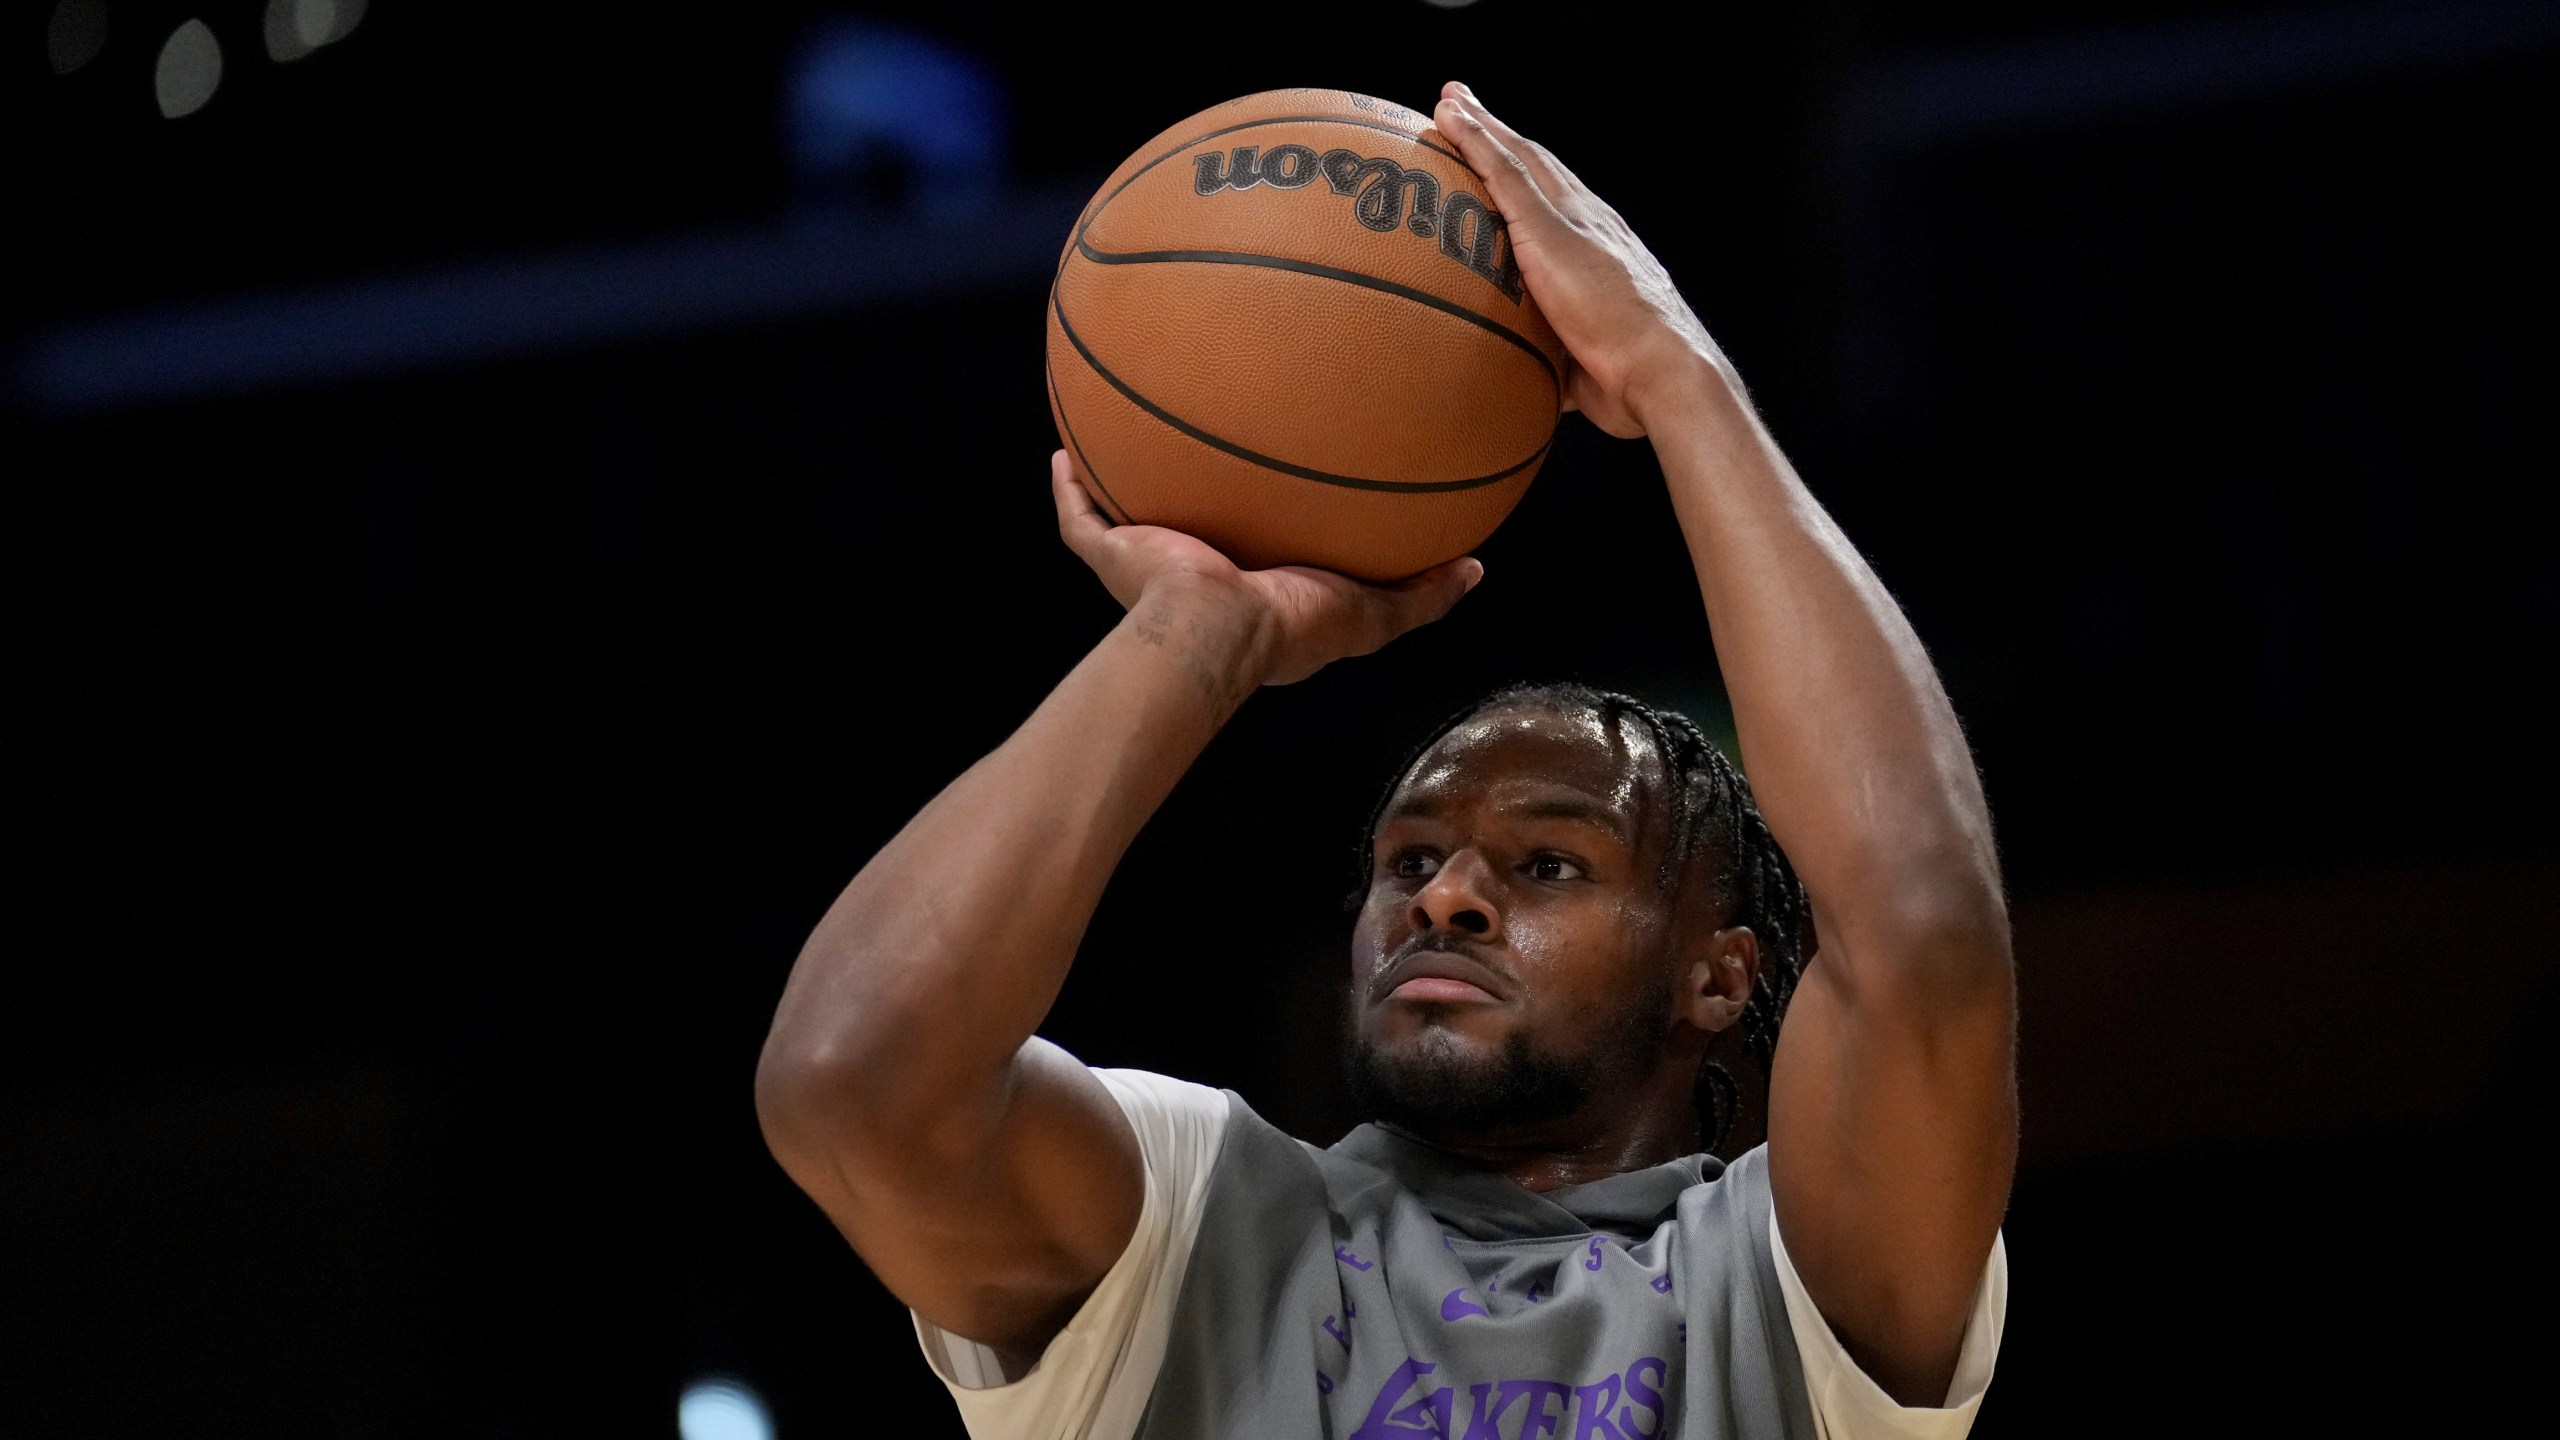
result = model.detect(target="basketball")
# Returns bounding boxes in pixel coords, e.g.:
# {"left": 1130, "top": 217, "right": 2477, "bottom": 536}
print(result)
{"left": 1046, "top": 88, "right": 1566, "bottom": 582}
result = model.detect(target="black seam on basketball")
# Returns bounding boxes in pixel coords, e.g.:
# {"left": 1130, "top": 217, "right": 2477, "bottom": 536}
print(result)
{"left": 1045, "top": 348, "right": 1132, "bottom": 525}
{"left": 1050, "top": 281, "right": 1549, "bottom": 496}
{"left": 1074, "top": 238, "right": 1559, "bottom": 388}
{"left": 1075, "top": 113, "right": 1465, "bottom": 252}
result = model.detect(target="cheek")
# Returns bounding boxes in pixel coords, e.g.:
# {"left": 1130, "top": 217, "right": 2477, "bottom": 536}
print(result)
{"left": 1506, "top": 892, "right": 1670, "bottom": 1000}
{"left": 1350, "top": 891, "right": 1399, "bottom": 965}
{"left": 1513, "top": 884, "right": 1654, "bottom": 949}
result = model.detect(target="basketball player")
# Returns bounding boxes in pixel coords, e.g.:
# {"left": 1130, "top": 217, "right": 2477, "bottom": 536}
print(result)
{"left": 757, "top": 84, "right": 2014, "bottom": 1438}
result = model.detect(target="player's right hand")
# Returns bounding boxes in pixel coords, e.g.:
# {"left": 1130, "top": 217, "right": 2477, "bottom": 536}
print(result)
{"left": 1050, "top": 451, "right": 1481, "bottom": 689}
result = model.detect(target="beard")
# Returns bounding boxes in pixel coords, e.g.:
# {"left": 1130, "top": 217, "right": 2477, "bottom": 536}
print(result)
{"left": 1341, "top": 965, "right": 1677, "bottom": 1137}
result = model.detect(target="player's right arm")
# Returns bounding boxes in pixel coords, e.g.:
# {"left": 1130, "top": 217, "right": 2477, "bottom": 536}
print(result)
{"left": 754, "top": 454, "right": 1478, "bottom": 1368}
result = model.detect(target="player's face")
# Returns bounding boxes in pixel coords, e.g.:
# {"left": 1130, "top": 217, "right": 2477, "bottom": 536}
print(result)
{"left": 1347, "top": 706, "right": 1685, "bottom": 1134}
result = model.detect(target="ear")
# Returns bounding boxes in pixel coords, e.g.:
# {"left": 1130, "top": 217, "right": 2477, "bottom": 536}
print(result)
{"left": 1679, "top": 925, "right": 1761, "bottom": 1034}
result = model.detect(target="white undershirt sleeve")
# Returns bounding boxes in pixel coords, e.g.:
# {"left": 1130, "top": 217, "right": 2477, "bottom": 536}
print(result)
{"left": 910, "top": 1068, "right": 1231, "bottom": 1440}
{"left": 1769, "top": 1212, "right": 2008, "bottom": 1440}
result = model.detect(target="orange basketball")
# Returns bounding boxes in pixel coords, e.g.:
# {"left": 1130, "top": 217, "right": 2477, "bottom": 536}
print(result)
{"left": 1046, "top": 88, "right": 1565, "bottom": 582}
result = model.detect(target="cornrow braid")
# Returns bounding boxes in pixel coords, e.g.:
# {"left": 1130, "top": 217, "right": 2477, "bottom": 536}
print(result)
{"left": 1351, "top": 682, "right": 1815, "bottom": 1150}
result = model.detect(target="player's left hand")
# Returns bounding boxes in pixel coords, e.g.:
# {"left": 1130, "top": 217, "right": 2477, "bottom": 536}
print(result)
{"left": 1432, "top": 82, "right": 1723, "bottom": 439}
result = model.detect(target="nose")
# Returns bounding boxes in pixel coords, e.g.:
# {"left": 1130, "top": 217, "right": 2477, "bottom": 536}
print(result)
{"left": 1410, "top": 849, "right": 1503, "bottom": 941}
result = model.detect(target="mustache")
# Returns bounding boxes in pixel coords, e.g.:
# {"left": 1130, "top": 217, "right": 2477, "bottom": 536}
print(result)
{"left": 1369, "top": 932, "right": 1510, "bottom": 985}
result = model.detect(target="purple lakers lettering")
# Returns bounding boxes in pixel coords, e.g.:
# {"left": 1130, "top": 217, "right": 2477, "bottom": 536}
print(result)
{"left": 1190, "top": 144, "right": 1526, "bottom": 302}
{"left": 1324, "top": 1300, "right": 1358, "bottom": 1352}
{"left": 1349, "top": 1355, "right": 1671, "bottom": 1440}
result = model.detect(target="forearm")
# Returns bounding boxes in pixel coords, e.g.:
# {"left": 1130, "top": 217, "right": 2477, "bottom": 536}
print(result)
{"left": 1417, "top": 82, "right": 2009, "bottom": 1400}
{"left": 750, "top": 460, "right": 1467, "bottom": 1354}
{"left": 758, "top": 575, "right": 1266, "bottom": 1140}
{"left": 1640, "top": 356, "right": 2007, "bottom": 980}
{"left": 1650, "top": 353, "right": 2016, "bottom": 1401}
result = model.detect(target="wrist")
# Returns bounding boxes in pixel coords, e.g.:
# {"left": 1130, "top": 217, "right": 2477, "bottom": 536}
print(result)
{"left": 1132, "top": 571, "right": 1281, "bottom": 701}
{"left": 1620, "top": 333, "right": 1740, "bottom": 435}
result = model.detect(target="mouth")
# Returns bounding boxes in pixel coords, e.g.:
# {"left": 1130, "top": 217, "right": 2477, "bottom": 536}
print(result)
{"left": 1372, "top": 946, "right": 1511, "bottom": 1006}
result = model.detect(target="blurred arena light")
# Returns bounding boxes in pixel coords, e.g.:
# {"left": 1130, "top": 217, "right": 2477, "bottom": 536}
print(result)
{"left": 1848, "top": 0, "right": 2560, "bottom": 147}
{"left": 1421, "top": 0, "right": 1483, "bottom": 8}
{"left": 786, "top": 16, "right": 1008, "bottom": 217}
{"left": 264, "top": 0, "right": 365, "bottom": 64}
{"left": 17, "top": 181, "right": 1088, "bottom": 412}
{"left": 678, "top": 1378, "right": 774, "bottom": 1440}
{"left": 47, "top": 0, "right": 110, "bottom": 74}
{"left": 155, "top": 18, "right": 221, "bottom": 118}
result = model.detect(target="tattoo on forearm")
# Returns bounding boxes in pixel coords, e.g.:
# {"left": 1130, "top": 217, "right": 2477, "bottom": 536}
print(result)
{"left": 1125, "top": 601, "right": 1255, "bottom": 709}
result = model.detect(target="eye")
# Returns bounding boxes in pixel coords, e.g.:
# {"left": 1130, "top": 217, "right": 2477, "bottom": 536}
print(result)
{"left": 1527, "top": 855, "right": 1586, "bottom": 883}
{"left": 1388, "top": 849, "right": 1442, "bottom": 880}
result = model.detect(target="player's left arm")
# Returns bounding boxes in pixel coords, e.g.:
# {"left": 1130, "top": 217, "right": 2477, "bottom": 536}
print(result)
{"left": 1434, "top": 83, "right": 2016, "bottom": 1406}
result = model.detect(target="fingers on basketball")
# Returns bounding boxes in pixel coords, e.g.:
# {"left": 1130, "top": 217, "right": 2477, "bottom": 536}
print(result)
{"left": 1047, "top": 89, "right": 1564, "bottom": 584}
{"left": 1434, "top": 90, "right": 1561, "bottom": 221}
{"left": 1053, "top": 455, "right": 1112, "bottom": 550}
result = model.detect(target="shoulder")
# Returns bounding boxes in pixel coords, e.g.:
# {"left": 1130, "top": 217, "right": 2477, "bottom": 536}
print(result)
{"left": 1087, "top": 1068, "right": 1236, "bottom": 1199}
{"left": 912, "top": 1070, "right": 1241, "bottom": 1418}
{"left": 1764, "top": 1150, "right": 2011, "bottom": 1432}
{"left": 1090, "top": 1068, "right": 1232, "bottom": 1138}
{"left": 1662, "top": 1144, "right": 1782, "bottom": 1282}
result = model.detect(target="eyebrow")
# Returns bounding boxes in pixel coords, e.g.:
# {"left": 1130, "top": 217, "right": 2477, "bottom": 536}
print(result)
{"left": 1377, "top": 792, "right": 1630, "bottom": 843}
{"left": 1376, "top": 794, "right": 1446, "bottom": 829}
{"left": 1509, "top": 796, "right": 1630, "bottom": 841}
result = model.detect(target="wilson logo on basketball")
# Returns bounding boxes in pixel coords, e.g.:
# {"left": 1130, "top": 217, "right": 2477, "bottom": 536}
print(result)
{"left": 1191, "top": 145, "right": 1524, "bottom": 303}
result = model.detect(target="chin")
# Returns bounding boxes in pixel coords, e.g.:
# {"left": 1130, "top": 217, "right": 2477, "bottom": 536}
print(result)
{"left": 1368, "top": 1015, "right": 1498, "bottom": 1071}
{"left": 1365, "top": 997, "right": 1512, "bottom": 1048}
{"left": 1343, "top": 1017, "right": 1588, "bottom": 1135}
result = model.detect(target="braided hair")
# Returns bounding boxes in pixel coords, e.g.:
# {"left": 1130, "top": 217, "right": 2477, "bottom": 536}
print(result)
{"left": 1351, "top": 682, "right": 1814, "bottom": 1150}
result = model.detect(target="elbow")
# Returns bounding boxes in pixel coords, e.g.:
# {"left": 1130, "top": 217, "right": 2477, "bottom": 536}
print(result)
{"left": 753, "top": 1028, "right": 858, "bottom": 1165}
{"left": 753, "top": 935, "right": 911, "bottom": 1160}
{"left": 753, "top": 1011, "right": 1001, "bottom": 1180}
{"left": 753, "top": 985, "right": 916, "bottom": 1147}
{"left": 753, "top": 1031, "right": 918, "bottom": 1187}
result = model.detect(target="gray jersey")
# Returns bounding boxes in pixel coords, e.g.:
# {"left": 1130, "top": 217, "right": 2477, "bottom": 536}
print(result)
{"left": 1135, "top": 1092, "right": 1814, "bottom": 1440}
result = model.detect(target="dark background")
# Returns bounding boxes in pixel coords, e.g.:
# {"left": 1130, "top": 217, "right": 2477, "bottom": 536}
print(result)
{"left": 11, "top": 1, "right": 2556, "bottom": 1434}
